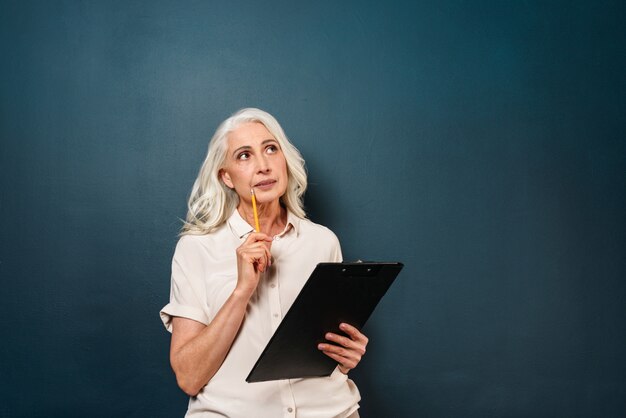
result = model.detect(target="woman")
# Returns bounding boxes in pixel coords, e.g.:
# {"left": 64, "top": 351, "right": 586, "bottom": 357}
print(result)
{"left": 160, "top": 108, "right": 367, "bottom": 418}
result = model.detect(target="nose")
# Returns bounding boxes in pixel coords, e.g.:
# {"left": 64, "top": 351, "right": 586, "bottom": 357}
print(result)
{"left": 256, "top": 154, "right": 271, "bottom": 173}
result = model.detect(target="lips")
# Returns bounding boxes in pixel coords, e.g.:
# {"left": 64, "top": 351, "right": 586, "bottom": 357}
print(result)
{"left": 254, "top": 179, "right": 277, "bottom": 188}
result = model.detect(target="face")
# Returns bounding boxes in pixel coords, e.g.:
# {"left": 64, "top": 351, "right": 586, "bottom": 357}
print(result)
{"left": 220, "top": 122, "right": 289, "bottom": 204}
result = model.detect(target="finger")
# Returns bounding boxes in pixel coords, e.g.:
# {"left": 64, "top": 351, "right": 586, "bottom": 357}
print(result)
{"left": 255, "top": 250, "right": 271, "bottom": 272}
{"left": 317, "top": 342, "right": 362, "bottom": 363}
{"left": 318, "top": 335, "right": 366, "bottom": 374}
{"left": 240, "top": 241, "right": 273, "bottom": 269}
{"left": 324, "top": 333, "right": 365, "bottom": 354}
{"left": 243, "top": 242, "right": 273, "bottom": 256}
{"left": 241, "top": 248, "right": 271, "bottom": 272}
{"left": 240, "top": 246, "right": 270, "bottom": 260}
{"left": 244, "top": 232, "right": 273, "bottom": 244}
{"left": 263, "top": 245, "right": 272, "bottom": 266}
{"left": 319, "top": 349, "right": 358, "bottom": 372}
{"left": 338, "top": 323, "right": 369, "bottom": 344}
{"left": 248, "top": 245, "right": 272, "bottom": 270}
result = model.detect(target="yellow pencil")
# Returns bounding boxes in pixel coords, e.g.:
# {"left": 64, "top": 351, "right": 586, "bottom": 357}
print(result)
{"left": 251, "top": 188, "right": 261, "bottom": 232}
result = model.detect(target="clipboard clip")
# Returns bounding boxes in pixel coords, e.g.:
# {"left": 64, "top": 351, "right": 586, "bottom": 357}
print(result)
{"left": 341, "top": 261, "right": 380, "bottom": 276}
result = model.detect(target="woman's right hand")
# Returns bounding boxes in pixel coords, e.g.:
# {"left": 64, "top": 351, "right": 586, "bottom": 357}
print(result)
{"left": 171, "top": 231, "right": 273, "bottom": 396}
{"left": 235, "top": 232, "right": 273, "bottom": 296}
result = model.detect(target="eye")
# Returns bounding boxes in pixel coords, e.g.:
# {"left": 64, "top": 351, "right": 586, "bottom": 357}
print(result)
{"left": 237, "top": 151, "right": 251, "bottom": 161}
{"left": 266, "top": 144, "right": 279, "bottom": 154}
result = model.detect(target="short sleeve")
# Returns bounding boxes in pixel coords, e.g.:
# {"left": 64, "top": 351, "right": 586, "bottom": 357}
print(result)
{"left": 160, "top": 236, "right": 210, "bottom": 332}
{"left": 328, "top": 229, "right": 344, "bottom": 263}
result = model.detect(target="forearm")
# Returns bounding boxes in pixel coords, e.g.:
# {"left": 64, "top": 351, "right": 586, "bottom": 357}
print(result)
{"left": 171, "top": 288, "right": 252, "bottom": 396}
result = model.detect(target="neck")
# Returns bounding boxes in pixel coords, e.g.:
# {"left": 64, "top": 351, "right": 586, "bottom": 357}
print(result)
{"left": 238, "top": 198, "right": 286, "bottom": 236}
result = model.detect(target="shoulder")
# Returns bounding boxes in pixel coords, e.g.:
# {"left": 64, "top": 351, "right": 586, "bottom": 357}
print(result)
{"left": 297, "top": 217, "right": 341, "bottom": 246}
{"left": 173, "top": 224, "right": 229, "bottom": 259}
{"left": 296, "top": 217, "right": 343, "bottom": 262}
{"left": 175, "top": 232, "right": 210, "bottom": 253}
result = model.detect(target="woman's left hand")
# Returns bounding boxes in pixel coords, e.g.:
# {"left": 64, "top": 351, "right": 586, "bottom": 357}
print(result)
{"left": 318, "top": 323, "right": 369, "bottom": 374}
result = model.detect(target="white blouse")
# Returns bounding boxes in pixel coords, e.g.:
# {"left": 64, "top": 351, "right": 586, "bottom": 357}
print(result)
{"left": 160, "top": 209, "right": 361, "bottom": 418}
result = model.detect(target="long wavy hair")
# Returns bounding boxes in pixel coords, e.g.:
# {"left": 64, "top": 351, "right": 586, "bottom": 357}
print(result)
{"left": 181, "top": 108, "right": 307, "bottom": 235}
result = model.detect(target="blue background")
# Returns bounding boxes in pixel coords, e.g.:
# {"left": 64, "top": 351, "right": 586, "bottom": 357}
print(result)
{"left": 1, "top": 1, "right": 625, "bottom": 417}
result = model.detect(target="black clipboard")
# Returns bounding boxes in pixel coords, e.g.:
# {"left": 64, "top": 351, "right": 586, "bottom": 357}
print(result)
{"left": 246, "top": 261, "right": 403, "bottom": 383}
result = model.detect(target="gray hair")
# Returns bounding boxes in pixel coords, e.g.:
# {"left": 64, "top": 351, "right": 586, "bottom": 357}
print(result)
{"left": 181, "top": 108, "right": 307, "bottom": 235}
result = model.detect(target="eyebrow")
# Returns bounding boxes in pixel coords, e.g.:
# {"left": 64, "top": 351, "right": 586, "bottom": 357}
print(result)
{"left": 231, "top": 139, "right": 279, "bottom": 157}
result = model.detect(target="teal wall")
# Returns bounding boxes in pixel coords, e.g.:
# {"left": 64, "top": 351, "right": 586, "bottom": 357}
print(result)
{"left": 1, "top": 1, "right": 624, "bottom": 417}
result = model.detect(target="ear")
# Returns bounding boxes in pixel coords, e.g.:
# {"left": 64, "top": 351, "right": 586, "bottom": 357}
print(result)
{"left": 219, "top": 169, "right": 234, "bottom": 189}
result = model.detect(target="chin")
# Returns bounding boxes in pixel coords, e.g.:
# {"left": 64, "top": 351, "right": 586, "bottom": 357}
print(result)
{"left": 260, "top": 192, "right": 283, "bottom": 204}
